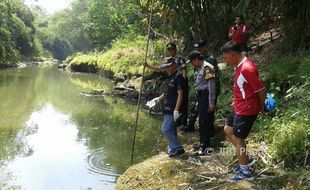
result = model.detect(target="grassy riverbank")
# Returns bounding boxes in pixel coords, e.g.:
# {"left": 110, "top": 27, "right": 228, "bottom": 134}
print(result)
{"left": 116, "top": 53, "right": 310, "bottom": 189}
{"left": 68, "top": 36, "right": 166, "bottom": 79}
{"left": 68, "top": 38, "right": 310, "bottom": 189}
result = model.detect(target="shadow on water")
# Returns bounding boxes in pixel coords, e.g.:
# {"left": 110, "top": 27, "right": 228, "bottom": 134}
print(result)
{"left": 0, "top": 66, "right": 162, "bottom": 190}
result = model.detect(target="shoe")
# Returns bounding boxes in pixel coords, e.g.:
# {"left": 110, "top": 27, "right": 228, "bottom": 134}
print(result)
{"left": 230, "top": 168, "right": 254, "bottom": 182}
{"left": 197, "top": 146, "right": 208, "bottom": 156}
{"left": 232, "top": 166, "right": 241, "bottom": 174}
{"left": 169, "top": 149, "right": 185, "bottom": 157}
{"left": 247, "top": 157, "right": 256, "bottom": 167}
{"left": 198, "top": 147, "right": 204, "bottom": 156}
{"left": 232, "top": 157, "right": 256, "bottom": 174}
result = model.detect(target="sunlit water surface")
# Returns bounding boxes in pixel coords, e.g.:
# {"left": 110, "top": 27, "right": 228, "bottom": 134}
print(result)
{"left": 0, "top": 66, "right": 161, "bottom": 190}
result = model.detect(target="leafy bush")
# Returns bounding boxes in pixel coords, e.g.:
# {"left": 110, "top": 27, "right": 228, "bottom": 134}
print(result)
{"left": 266, "top": 56, "right": 300, "bottom": 84}
{"left": 69, "top": 36, "right": 166, "bottom": 78}
{"left": 269, "top": 113, "right": 310, "bottom": 167}
{"left": 52, "top": 37, "right": 73, "bottom": 61}
{"left": 0, "top": 0, "right": 43, "bottom": 63}
{"left": 253, "top": 77, "right": 310, "bottom": 167}
{"left": 299, "top": 59, "right": 310, "bottom": 78}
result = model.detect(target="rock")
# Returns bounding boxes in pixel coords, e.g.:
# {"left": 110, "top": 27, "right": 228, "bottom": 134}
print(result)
{"left": 57, "top": 63, "right": 68, "bottom": 69}
{"left": 17, "top": 63, "right": 27, "bottom": 68}
{"left": 178, "top": 183, "right": 190, "bottom": 190}
{"left": 116, "top": 154, "right": 188, "bottom": 190}
{"left": 80, "top": 89, "right": 105, "bottom": 98}
{"left": 0, "top": 63, "right": 18, "bottom": 68}
{"left": 70, "top": 63, "right": 98, "bottom": 73}
{"left": 128, "top": 77, "right": 142, "bottom": 90}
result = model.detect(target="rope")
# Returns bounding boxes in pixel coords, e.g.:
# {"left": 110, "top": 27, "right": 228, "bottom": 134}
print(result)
{"left": 131, "top": 0, "right": 155, "bottom": 165}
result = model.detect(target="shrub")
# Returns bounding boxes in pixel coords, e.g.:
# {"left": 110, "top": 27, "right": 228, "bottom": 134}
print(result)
{"left": 269, "top": 113, "right": 310, "bottom": 167}
{"left": 299, "top": 59, "right": 310, "bottom": 78}
{"left": 69, "top": 36, "right": 167, "bottom": 78}
{"left": 266, "top": 56, "right": 300, "bottom": 85}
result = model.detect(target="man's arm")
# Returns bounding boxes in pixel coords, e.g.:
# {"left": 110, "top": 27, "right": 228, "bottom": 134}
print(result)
{"left": 175, "top": 89, "right": 183, "bottom": 111}
{"left": 145, "top": 63, "right": 161, "bottom": 72}
{"left": 242, "top": 68, "right": 266, "bottom": 113}
{"left": 229, "top": 27, "right": 235, "bottom": 38}
{"left": 158, "top": 93, "right": 165, "bottom": 102}
{"left": 257, "top": 88, "right": 266, "bottom": 112}
{"left": 208, "top": 78, "right": 216, "bottom": 111}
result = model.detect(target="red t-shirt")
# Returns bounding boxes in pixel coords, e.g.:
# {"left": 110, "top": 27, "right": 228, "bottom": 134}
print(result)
{"left": 229, "top": 24, "right": 249, "bottom": 45}
{"left": 233, "top": 57, "right": 265, "bottom": 116}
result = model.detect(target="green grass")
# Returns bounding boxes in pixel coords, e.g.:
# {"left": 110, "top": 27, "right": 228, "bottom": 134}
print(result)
{"left": 69, "top": 36, "right": 166, "bottom": 79}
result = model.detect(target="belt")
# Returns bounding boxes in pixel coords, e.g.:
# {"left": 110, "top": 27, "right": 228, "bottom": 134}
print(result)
{"left": 196, "top": 90, "right": 209, "bottom": 96}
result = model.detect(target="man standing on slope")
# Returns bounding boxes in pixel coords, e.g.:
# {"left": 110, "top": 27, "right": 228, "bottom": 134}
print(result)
{"left": 221, "top": 41, "right": 266, "bottom": 181}
{"left": 188, "top": 50, "right": 217, "bottom": 156}
{"left": 145, "top": 43, "right": 189, "bottom": 130}
{"left": 182, "top": 40, "right": 220, "bottom": 133}
{"left": 229, "top": 16, "right": 250, "bottom": 57}
{"left": 146, "top": 57, "right": 186, "bottom": 157}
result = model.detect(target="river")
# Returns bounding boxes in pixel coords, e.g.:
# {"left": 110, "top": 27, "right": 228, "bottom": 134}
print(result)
{"left": 0, "top": 65, "right": 162, "bottom": 190}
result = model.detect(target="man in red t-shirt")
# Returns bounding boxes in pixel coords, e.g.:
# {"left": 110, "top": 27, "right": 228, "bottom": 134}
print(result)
{"left": 229, "top": 16, "right": 250, "bottom": 57}
{"left": 221, "top": 41, "right": 266, "bottom": 182}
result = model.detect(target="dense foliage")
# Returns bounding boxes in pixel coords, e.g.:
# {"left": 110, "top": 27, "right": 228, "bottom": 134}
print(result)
{"left": 0, "top": 0, "right": 42, "bottom": 63}
{"left": 1, "top": 0, "right": 308, "bottom": 63}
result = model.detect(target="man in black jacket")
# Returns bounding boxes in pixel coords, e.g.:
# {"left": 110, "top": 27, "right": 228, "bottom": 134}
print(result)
{"left": 147, "top": 57, "right": 186, "bottom": 157}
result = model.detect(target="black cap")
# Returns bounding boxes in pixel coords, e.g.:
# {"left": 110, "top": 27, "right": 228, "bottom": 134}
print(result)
{"left": 221, "top": 41, "right": 242, "bottom": 53}
{"left": 166, "top": 42, "right": 177, "bottom": 50}
{"left": 194, "top": 40, "right": 207, "bottom": 49}
{"left": 159, "top": 57, "right": 176, "bottom": 68}
{"left": 188, "top": 50, "right": 203, "bottom": 61}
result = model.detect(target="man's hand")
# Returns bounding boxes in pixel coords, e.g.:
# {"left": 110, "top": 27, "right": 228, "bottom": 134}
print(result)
{"left": 146, "top": 97, "right": 160, "bottom": 108}
{"left": 208, "top": 104, "right": 216, "bottom": 112}
{"left": 173, "top": 111, "right": 180, "bottom": 122}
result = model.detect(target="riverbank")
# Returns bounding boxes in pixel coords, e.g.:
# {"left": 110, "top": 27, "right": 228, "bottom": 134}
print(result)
{"left": 116, "top": 153, "right": 309, "bottom": 190}
{"left": 0, "top": 59, "right": 58, "bottom": 69}
{"left": 66, "top": 40, "right": 310, "bottom": 189}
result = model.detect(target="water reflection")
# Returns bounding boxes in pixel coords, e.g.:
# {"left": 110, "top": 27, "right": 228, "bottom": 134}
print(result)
{"left": 7, "top": 104, "right": 116, "bottom": 190}
{"left": 0, "top": 66, "right": 162, "bottom": 190}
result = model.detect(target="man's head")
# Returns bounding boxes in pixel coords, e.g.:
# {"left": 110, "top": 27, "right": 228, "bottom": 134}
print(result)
{"left": 188, "top": 50, "right": 204, "bottom": 68}
{"left": 194, "top": 39, "right": 208, "bottom": 55}
{"left": 221, "top": 41, "right": 243, "bottom": 67}
{"left": 160, "top": 57, "right": 177, "bottom": 74}
{"left": 235, "top": 16, "right": 243, "bottom": 25}
{"left": 166, "top": 42, "right": 177, "bottom": 57}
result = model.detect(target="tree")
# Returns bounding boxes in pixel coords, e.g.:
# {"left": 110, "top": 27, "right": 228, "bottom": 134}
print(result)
{"left": 51, "top": 37, "right": 73, "bottom": 61}
{"left": 0, "top": 0, "right": 42, "bottom": 64}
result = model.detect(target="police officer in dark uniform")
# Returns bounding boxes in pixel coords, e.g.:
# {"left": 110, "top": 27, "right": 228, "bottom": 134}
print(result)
{"left": 182, "top": 40, "right": 220, "bottom": 133}
{"left": 145, "top": 43, "right": 189, "bottom": 129}
{"left": 188, "top": 50, "right": 217, "bottom": 155}
{"left": 147, "top": 57, "right": 186, "bottom": 157}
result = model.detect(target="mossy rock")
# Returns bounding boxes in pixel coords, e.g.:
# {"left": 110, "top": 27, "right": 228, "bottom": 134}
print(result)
{"left": 116, "top": 154, "right": 188, "bottom": 190}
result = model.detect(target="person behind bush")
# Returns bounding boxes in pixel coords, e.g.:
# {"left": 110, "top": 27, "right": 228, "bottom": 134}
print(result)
{"left": 221, "top": 41, "right": 266, "bottom": 181}
{"left": 147, "top": 57, "right": 186, "bottom": 157}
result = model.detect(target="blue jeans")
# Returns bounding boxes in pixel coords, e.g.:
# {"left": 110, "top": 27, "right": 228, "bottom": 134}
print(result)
{"left": 162, "top": 115, "right": 183, "bottom": 155}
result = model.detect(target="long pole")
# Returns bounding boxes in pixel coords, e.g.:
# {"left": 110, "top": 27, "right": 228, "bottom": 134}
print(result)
{"left": 130, "top": 0, "right": 155, "bottom": 165}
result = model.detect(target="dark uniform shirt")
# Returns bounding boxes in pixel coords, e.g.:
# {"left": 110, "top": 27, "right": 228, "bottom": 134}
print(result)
{"left": 204, "top": 55, "right": 218, "bottom": 73}
{"left": 163, "top": 71, "right": 186, "bottom": 115}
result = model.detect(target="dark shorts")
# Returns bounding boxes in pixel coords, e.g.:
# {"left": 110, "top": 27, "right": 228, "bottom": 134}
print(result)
{"left": 226, "top": 112, "right": 257, "bottom": 139}
{"left": 239, "top": 44, "right": 250, "bottom": 52}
